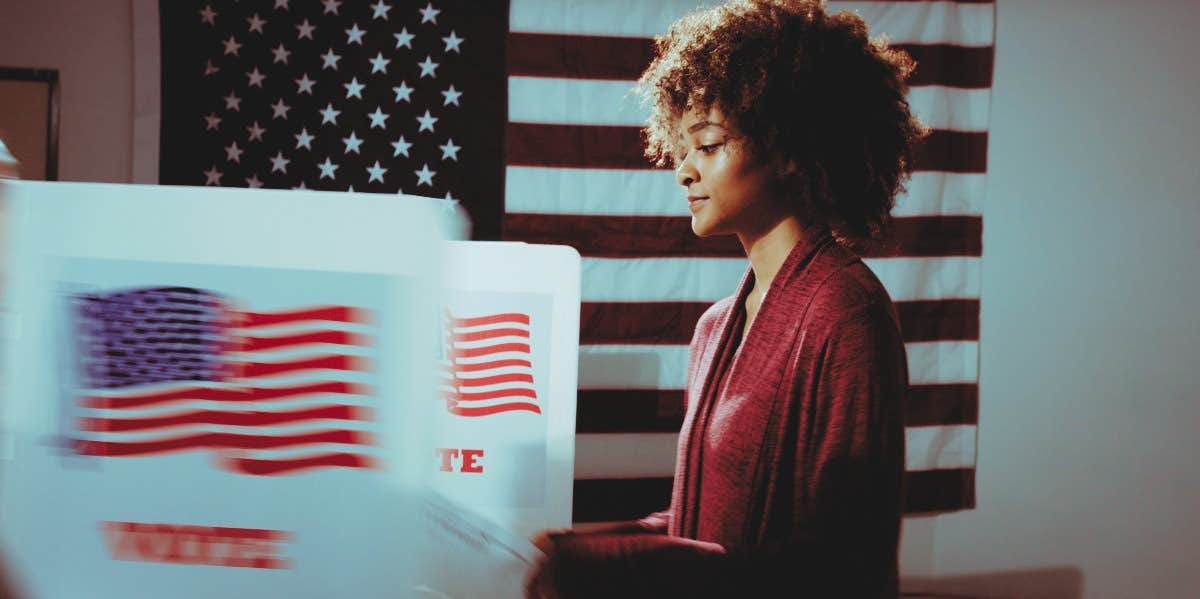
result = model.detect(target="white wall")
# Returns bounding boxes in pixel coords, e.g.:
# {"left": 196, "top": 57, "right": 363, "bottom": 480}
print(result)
{"left": 0, "top": 0, "right": 133, "bottom": 182}
{"left": 913, "top": 0, "right": 1200, "bottom": 597}
{"left": 1, "top": 1, "right": 1198, "bottom": 597}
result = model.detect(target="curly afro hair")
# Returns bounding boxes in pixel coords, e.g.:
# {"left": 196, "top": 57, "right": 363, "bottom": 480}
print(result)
{"left": 637, "top": 0, "right": 931, "bottom": 250}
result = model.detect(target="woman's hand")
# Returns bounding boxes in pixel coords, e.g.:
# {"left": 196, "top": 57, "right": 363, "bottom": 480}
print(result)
{"left": 523, "top": 529, "right": 570, "bottom": 599}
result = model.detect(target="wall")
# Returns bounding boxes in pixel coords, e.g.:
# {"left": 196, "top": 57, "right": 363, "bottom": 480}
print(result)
{"left": 915, "top": 0, "right": 1200, "bottom": 597}
{"left": 1, "top": 1, "right": 1198, "bottom": 597}
{"left": 0, "top": 0, "right": 133, "bottom": 182}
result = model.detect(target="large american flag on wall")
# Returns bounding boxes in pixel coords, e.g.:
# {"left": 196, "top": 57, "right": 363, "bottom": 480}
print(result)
{"left": 157, "top": 0, "right": 992, "bottom": 521}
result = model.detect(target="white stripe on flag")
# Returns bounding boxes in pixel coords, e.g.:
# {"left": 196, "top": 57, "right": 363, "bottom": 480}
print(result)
{"left": 577, "top": 341, "right": 978, "bottom": 389}
{"left": 582, "top": 256, "right": 981, "bottom": 302}
{"left": 506, "top": 167, "right": 986, "bottom": 217}
{"left": 509, "top": 78, "right": 991, "bottom": 133}
{"left": 574, "top": 424, "right": 978, "bottom": 479}
{"left": 510, "top": 0, "right": 995, "bottom": 47}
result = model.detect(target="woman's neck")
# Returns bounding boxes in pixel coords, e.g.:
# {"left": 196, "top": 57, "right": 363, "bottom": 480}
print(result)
{"left": 737, "top": 214, "right": 807, "bottom": 300}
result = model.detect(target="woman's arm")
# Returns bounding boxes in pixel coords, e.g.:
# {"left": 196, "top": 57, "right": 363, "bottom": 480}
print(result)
{"left": 529, "top": 302, "right": 907, "bottom": 598}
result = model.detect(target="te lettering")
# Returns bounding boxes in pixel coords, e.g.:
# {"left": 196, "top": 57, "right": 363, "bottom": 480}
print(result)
{"left": 435, "top": 448, "right": 485, "bottom": 473}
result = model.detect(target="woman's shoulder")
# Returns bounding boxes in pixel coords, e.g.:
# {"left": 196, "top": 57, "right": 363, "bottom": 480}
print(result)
{"left": 802, "top": 247, "right": 901, "bottom": 330}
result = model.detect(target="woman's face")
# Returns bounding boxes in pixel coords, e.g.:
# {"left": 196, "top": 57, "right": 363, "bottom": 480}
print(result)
{"left": 675, "top": 107, "right": 784, "bottom": 238}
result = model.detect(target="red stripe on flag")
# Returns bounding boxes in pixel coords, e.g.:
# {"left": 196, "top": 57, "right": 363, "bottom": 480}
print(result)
{"left": 575, "top": 383, "right": 978, "bottom": 433}
{"left": 452, "top": 313, "right": 531, "bottom": 327}
{"left": 506, "top": 123, "right": 988, "bottom": 173}
{"left": 81, "top": 404, "right": 370, "bottom": 433}
{"left": 456, "top": 372, "right": 535, "bottom": 387}
{"left": 75, "top": 429, "right": 371, "bottom": 457}
{"left": 225, "top": 452, "right": 375, "bottom": 476}
{"left": 504, "top": 215, "right": 982, "bottom": 258}
{"left": 579, "top": 299, "right": 980, "bottom": 345}
{"left": 238, "top": 306, "right": 367, "bottom": 327}
{"left": 455, "top": 358, "right": 533, "bottom": 372}
{"left": 84, "top": 381, "right": 370, "bottom": 410}
{"left": 570, "top": 469, "right": 976, "bottom": 522}
{"left": 240, "top": 354, "right": 365, "bottom": 377}
{"left": 448, "top": 402, "right": 542, "bottom": 417}
{"left": 507, "top": 32, "right": 994, "bottom": 88}
{"left": 453, "top": 343, "right": 531, "bottom": 359}
{"left": 242, "top": 330, "right": 366, "bottom": 352}
{"left": 453, "top": 327, "right": 530, "bottom": 342}
{"left": 455, "top": 388, "right": 538, "bottom": 402}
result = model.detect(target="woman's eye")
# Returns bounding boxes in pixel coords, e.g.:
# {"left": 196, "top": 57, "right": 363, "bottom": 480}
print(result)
{"left": 698, "top": 143, "right": 723, "bottom": 154}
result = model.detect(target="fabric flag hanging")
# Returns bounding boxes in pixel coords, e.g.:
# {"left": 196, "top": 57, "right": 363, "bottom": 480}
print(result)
{"left": 154, "top": 0, "right": 993, "bottom": 521}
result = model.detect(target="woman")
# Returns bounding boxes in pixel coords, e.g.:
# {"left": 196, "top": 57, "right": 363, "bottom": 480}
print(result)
{"left": 526, "top": 0, "right": 928, "bottom": 596}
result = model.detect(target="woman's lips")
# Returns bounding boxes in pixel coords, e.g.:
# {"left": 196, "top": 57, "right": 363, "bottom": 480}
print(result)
{"left": 687, "top": 196, "right": 708, "bottom": 211}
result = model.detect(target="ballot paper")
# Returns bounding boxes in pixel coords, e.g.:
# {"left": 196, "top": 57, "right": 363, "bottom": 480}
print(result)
{"left": 414, "top": 490, "right": 543, "bottom": 599}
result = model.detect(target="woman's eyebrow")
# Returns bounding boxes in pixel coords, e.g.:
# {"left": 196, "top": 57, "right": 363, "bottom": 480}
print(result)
{"left": 686, "top": 120, "right": 726, "bottom": 134}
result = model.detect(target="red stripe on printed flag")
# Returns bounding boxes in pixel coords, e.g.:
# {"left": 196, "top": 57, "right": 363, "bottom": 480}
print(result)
{"left": 81, "top": 404, "right": 371, "bottom": 433}
{"left": 451, "top": 313, "right": 530, "bottom": 327}
{"left": 224, "top": 452, "right": 375, "bottom": 476}
{"left": 453, "top": 327, "right": 531, "bottom": 342}
{"left": 242, "top": 330, "right": 366, "bottom": 352}
{"left": 240, "top": 354, "right": 366, "bottom": 378}
{"left": 83, "top": 381, "right": 370, "bottom": 410}
{"left": 237, "top": 306, "right": 368, "bottom": 328}
{"left": 75, "top": 429, "right": 372, "bottom": 457}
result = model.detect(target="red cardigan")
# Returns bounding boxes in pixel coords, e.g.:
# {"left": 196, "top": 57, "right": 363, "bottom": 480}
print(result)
{"left": 545, "top": 223, "right": 908, "bottom": 598}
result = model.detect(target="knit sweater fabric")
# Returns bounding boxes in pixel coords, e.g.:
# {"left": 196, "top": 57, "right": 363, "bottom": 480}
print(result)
{"left": 548, "top": 222, "right": 908, "bottom": 598}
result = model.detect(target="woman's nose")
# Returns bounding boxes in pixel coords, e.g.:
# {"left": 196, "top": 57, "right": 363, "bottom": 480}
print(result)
{"left": 676, "top": 155, "right": 697, "bottom": 187}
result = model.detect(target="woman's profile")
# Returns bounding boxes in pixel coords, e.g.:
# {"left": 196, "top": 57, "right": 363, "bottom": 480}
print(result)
{"left": 526, "top": 0, "right": 929, "bottom": 597}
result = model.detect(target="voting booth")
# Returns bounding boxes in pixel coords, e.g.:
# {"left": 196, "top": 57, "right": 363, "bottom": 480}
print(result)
{"left": 0, "top": 181, "right": 580, "bottom": 599}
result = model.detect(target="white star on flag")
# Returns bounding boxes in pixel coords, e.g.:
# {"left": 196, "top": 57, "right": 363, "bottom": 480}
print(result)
{"left": 391, "top": 135, "right": 412, "bottom": 157}
{"left": 199, "top": 5, "right": 218, "bottom": 26}
{"left": 223, "top": 91, "right": 241, "bottom": 111}
{"left": 343, "top": 131, "right": 364, "bottom": 154}
{"left": 204, "top": 60, "right": 220, "bottom": 76}
{"left": 270, "top": 98, "right": 291, "bottom": 119}
{"left": 225, "top": 141, "right": 244, "bottom": 163}
{"left": 322, "top": 0, "right": 341, "bottom": 16}
{"left": 271, "top": 43, "right": 291, "bottom": 64}
{"left": 321, "top": 49, "right": 341, "bottom": 70}
{"left": 416, "top": 109, "right": 437, "bottom": 133}
{"left": 367, "top": 160, "right": 387, "bottom": 183}
{"left": 394, "top": 27, "right": 414, "bottom": 49}
{"left": 346, "top": 23, "right": 366, "bottom": 45}
{"left": 320, "top": 102, "right": 341, "bottom": 125}
{"left": 247, "top": 14, "right": 266, "bottom": 34}
{"left": 371, "top": 1, "right": 392, "bottom": 20}
{"left": 318, "top": 157, "right": 339, "bottom": 179}
{"left": 294, "top": 128, "right": 315, "bottom": 150}
{"left": 344, "top": 77, "right": 365, "bottom": 99}
{"left": 368, "top": 107, "right": 390, "bottom": 129}
{"left": 293, "top": 181, "right": 308, "bottom": 190}
{"left": 414, "top": 163, "right": 435, "bottom": 187}
{"left": 419, "top": 2, "right": 440, "bottom": 24}
{"left": 222, "top": 36, "right": 241, "bottom": 56}
{"left": 393, "top": 81, "right": 414, "bottom": 102}
{"left": 270, "top": 151, "right": 291, "bottom": 173}
{"left": 369, "top": 53, "right": 390, "bottom": 74}
{"left": 246, "top": 174, "right": 264, "bottom": 188}
{"left": 247, "top": 67, "right": 266, "bottom": 87}
{"left": 246, "top": 121, "right": 266, "bottom": 142}
{"left": 439, "top": 138, "right": 460, "bottom": 161}
{"left": 442, "top": 31, "right": 464, "bottom": 53}
{"left": 274, "top": 0, "right": 290, "bottom": 10}
{"left": 203, "top": 165, "right": 222, "bottom": 185}
{"left": 296, "top": 19, "right": 315, "bottom": 40}
{"left": 205, "top": 113, "right": 222, "bottom": 130}
{"left": 441, "top": 85, "right": 462, "bottom": 106}
{"left": 295, "top": 73, "right": 315, "bottom": 94}
{"left": 418, "top": 56, "right": 439, "bottom": 78}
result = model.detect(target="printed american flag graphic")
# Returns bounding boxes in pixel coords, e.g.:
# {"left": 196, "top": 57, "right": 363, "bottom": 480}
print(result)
{"left": 437, "top": 311, "right": 541, "bottom": 418}
{"left": 71, "top": 286, "right": 377, "bottom": 476}
{"left": 156, "top": 0, "right": 993, "bottom": 519}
